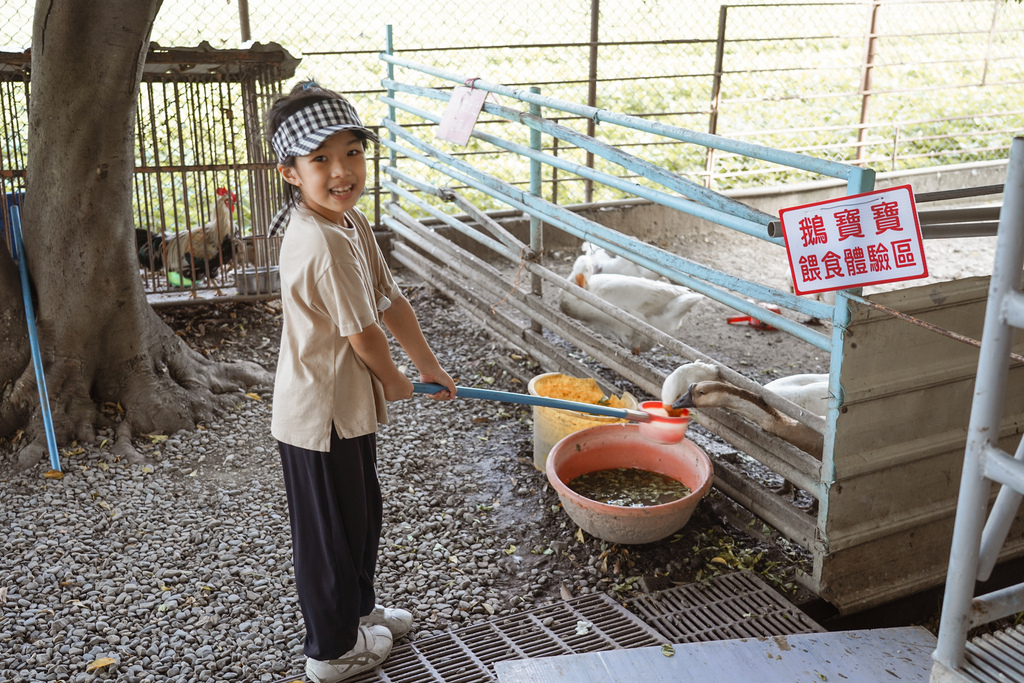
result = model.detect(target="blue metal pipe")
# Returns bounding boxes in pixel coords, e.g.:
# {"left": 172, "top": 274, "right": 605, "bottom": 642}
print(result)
{"left": 412, "top": 382, "right": 653, "bottom": 422}
{"left": 383, "top": 78, "right": 780, "bottom": 233}
{"left": 385, "top": 25, "right": 397, "bottom": 169}
{"left": 380, "top": 128, "right": 832, "bottom": 349}
{"left": 382, "top": 178, "right": 519, "bottom": 259}
{"left": 379, "top": 52, "right": 860, "bottom": 180}
{"left": 10, "top": 207, "right": 61, "bottom": 473}
{"left": 528, "top": 85, "right": 543, "bottom": 266}
{"left": 381, "top": 95, "right": 784, "bottom": 245}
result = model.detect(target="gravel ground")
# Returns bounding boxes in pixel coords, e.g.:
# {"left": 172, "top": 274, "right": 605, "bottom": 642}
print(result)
{"left": 1, "top": 220, "right": 1002, "bottom": 682}
{"left": 0, "top": 275, "right": 812, "bottom": 683}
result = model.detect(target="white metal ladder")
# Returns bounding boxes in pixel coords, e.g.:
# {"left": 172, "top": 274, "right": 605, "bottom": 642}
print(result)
{"left": 932, "top": 136, "right": 1024, "bottom": 682}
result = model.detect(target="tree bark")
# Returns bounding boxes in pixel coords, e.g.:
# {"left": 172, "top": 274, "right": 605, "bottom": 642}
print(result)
{"left": 0, "top": 0, "right": 271, "bottom": 469}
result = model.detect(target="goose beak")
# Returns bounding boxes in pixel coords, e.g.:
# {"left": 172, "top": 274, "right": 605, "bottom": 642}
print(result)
{"left": 671, "top": 383, "right": 698, "bottom": 411}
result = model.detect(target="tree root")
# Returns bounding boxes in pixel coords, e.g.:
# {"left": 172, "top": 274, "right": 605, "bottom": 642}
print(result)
{"left": 10, "top": 330, "right": 273, "bottom": 472}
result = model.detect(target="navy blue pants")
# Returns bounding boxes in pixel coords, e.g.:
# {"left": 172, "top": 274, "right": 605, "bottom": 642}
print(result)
{"left": 278, "top": 429, "right": 382, "bottom": 660}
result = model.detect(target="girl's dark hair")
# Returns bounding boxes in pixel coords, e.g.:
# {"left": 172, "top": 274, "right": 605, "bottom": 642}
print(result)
{"left": 263, "top": 79, "right": 370, "bottom": 220}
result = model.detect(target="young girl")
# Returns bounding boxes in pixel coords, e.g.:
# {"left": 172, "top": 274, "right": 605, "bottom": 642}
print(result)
{"left": 265, "top": 80, "right": 455, "bottom": 683}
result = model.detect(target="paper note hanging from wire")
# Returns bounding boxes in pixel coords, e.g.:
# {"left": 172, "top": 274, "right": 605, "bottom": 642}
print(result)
{"left": 436, "top": 84, "right": 488, "bottom": 146}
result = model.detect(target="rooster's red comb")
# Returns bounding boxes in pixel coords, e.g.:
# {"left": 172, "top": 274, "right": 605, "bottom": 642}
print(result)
{"left": 215, "top": 187, "right": 238, "bottom": 209}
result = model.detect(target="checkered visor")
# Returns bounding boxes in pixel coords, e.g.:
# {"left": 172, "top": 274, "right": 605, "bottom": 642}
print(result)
{"left": 271, "top": 98, "right": 379, "bottom": 162}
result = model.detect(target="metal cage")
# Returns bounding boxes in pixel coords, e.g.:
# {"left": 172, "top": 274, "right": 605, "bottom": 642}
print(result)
{"left": 0, "top": 43, "right": 298, "bottom": 304}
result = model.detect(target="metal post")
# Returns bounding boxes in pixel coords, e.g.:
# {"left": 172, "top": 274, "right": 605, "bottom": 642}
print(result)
{"left": 10, "top": 207, "right": 61, "bottom": 475}
{"left": 846, "top": 166, "right": 875, "bottom": 196}
{"left": 934, "top": 137, "right": 1024, "bottom": 673}
{"left": 237, "top": 0, "right": 251, "bottom": 42}
{"left": 584, "top": 0, "right": 599, "bottom": 203}
{"left": 706, "top": 4, "right": 728, "bottom": 188}
{"left": 385, "top": 26, "right": 397, "bottom": 203}
{"left": 529, "top": 86, "right": 543, "bottom": 334}
{"left": 856, "top": 1, "right": 880, "bottom": 163}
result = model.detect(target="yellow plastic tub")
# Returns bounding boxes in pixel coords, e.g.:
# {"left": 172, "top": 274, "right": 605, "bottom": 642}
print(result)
{"left": 527, "top": 372, "right": 637, "bottom": 471}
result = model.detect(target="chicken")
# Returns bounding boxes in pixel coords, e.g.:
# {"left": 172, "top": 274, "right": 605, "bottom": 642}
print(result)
{"left": 570, "top": 241, "right": 662, "bottom": 281}
{"left": 136, "top": 187, "right": 237, "bottom": 283}
{"left": 559, "top": 262, "right": 703, "bottom": 354}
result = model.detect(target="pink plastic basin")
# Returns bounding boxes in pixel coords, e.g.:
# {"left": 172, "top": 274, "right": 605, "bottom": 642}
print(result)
{"left": 546, "top": 423, "right": 714, "bottom": 545}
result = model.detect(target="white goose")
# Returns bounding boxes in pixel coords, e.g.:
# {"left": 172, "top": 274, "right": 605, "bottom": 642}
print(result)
{"left": 571, "top": 241, "right": 662, "bottom": 281}
{"left": 559, "top": 263, "right": 703, "bottom": 354}
{"left": 672, "top": 380, "right": 824, "bottom": 459}
{"left": 660, "top": 360, "right": 721, "bottom": 407}
{"left": 661, "top": 363, "right": 829, "bottom": 418}
{"left": 763, "top": 374, "right": 830, "bottom": 417}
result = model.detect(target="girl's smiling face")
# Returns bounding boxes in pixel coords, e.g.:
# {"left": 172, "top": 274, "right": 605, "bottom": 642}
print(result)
{"left": 278, "top": 129, "right": 366, "bottom": 225}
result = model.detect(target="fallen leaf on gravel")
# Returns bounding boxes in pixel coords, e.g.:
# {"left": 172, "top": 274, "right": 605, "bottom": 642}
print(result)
{"left": 504, "top": 545, "right": 516, "bottom": 555}
{"left": 64, "top": 447, "right": 84, "bottom": 456}
{"left": 245, "top": 392, "right": 262, "bottom": 400}
{"left": 189, "top": 470, "right": 198, "bottom": 477}
{"left": 483, "top": 603, "right": 494, "bottom": 615}
{"left": 559, "top": 582, "right": 573, "bottom": 600}
{"left": 146, "top": 434, "right": 168, "bottom": 444}
{"left": 0, "top": 586, "right": 7, "bottom": 604}
{"left": 86, "top": 658, "right": 117, "bottom": 673}
{"left": 141, "top": 466, "right": 153, "bottom": 474}
{"left": 98, "top": 462, "right": 109, "bottom": 471}
{"left": 575, "top": 527, "right": 585, "bottom": 543}
{"left": 43, "top": 471, "right": 64, "bottom": 480}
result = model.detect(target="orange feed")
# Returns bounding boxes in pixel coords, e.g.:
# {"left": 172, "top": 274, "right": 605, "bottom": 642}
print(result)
{"left": 534, "top": 374, "right": 628, "bottom": 408}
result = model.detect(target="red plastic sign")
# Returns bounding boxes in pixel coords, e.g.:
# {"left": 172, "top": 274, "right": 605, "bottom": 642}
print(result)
{"left": 779, "top": 184, "right": 927, "bottom": 295}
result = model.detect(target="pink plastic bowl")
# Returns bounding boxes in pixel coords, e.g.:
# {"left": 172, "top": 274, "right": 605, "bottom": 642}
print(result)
{"left": 638, "top": 401, "right": 690, "bottom": 444}
{"left": 546, "top": 423, "right": 714, "bottom": 544}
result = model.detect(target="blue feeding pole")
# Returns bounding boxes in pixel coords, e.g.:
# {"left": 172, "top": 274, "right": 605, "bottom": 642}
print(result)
{"left": 10, "top": 206, "right": 62, "bottom": 474}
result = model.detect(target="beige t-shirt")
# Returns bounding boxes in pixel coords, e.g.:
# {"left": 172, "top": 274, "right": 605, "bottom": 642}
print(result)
{"left": 271, "top": 205, "right": 401, "bottom": 450}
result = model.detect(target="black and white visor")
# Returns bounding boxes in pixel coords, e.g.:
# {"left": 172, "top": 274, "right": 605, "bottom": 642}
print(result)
{"left": 271, "top": 98, "right": 379, "bottom": 163}
{"left": 268, "top": 98, "right": 379, "bottom": 235}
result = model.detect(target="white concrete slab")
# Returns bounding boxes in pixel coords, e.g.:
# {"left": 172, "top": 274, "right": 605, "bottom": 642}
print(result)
{"left": 495, "top": 626, "right": 936, "bottom": 683}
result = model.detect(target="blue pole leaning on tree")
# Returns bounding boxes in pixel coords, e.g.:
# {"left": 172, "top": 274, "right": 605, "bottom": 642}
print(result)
{"left": 10, "top": 205, "right": 62, "bottom": 476}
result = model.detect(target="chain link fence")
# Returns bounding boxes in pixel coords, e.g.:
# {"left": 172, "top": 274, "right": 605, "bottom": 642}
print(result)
{"left": 1, "top": 0, "right": 1022, "bottom": 223}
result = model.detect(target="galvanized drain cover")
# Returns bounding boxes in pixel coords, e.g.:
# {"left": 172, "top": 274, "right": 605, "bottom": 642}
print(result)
{"left": 626, "top": 570, "right": 824, "bottom": 643}
{"left": 271, "top": 571, "right": 821, "bottom": 683}
{"left": 346, "top": 592, "right": 664, "bottom": 683}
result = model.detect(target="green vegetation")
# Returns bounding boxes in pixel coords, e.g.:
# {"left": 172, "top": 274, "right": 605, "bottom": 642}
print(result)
{"left": 1, "top": 0, "right": 1020, "bottom": 222}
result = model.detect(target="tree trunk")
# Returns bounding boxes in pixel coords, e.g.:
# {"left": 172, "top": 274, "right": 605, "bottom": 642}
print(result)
{"left": 0, "top": 0, "right": 271, "bottom": 469}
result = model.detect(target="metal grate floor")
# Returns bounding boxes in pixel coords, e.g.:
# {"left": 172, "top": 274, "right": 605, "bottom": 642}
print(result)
{"left": 346, "top": 592, "right": 664, "bottom": 683}
{"left": 625, "top": 570, "right": 824, "bottom": 643}
{"left": 941, "top": 624, "right": 1024, "bottom": 682}
{"left": 272, "top": 571, "right": 822, "bottom": 682}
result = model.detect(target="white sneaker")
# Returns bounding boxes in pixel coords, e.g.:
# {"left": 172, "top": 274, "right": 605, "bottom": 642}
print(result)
{"left": 304, "top": 624, "right": 393, "bottom": 683}
{"left": 359, "top": 604, "right": 413, "bottom": 639}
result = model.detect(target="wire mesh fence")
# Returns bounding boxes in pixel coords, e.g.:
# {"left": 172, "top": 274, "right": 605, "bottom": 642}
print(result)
{"left": 1, "top": 0, "right": 1022, "bottom": 266}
